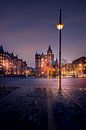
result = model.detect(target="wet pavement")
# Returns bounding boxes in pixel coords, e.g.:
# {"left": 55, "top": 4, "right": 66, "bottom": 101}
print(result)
{"left": 0, "top": 77, "right": 86, "bottom": 130}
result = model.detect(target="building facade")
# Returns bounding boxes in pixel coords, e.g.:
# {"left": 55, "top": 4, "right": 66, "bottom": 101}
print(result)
{"left": 35, "top": 45, "right": 57, "bottom": 77}
{"left": 72, "top": 57, "right": 86, "bottom": 77}
{"left": 62, "top": 63, "right": 74, "bottom": 77}
{"left": 0, "top": 45, "right": 27, "bottom": 76}
{"left": 62, "top": 57, "right": 86, "bottom": 78}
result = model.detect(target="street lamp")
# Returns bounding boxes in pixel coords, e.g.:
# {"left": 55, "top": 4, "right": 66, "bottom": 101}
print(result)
{"left": 56, "top": 9, "right": 64, "bottom": 91}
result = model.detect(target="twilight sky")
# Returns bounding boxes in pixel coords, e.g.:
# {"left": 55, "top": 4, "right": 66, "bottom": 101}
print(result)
{"left": 0, "top": 0, "right": 86, "bottom": 67}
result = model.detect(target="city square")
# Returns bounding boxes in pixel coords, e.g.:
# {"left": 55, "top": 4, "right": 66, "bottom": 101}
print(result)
{"left": 0, "top": 0, "right": 86, "bottom": 130}
{"left": 0, "top": 77, "right": 86, "bottom": 130}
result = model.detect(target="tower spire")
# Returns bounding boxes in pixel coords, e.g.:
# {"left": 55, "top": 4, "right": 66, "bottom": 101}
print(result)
{"left": 47, "top": 45, "right": 52, "bottom": 53}
{"left": 0, "top": 45, "right": 3, "bottom": 52}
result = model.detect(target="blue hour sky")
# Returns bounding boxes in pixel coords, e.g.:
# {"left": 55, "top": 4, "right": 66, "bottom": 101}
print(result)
{"left": 0, "top": 0, "right": 86, "bottom": 67}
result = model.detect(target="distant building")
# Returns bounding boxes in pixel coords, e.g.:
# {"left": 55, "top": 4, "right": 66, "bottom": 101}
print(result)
{"left": 0, "top": 45, "right": 27, "bottom": 76}
{"left": 62, "top": 63, "right": 74, "bottom": 77}
{"left": 72, "top": 57, "right": 86, "bottom": 77}
{"left": 26, "top": 66, "right": 35, "bottom": 77}
{"left": 61, "top": 57, "right": 86, "bottom": 78}
{"left": 35, "top": 45, "right": 58, "bottom": 77}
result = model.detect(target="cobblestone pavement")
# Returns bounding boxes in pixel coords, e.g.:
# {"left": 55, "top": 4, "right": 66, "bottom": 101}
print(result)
{"left": 0, "top": 77, "right": 86, "bottom": 130}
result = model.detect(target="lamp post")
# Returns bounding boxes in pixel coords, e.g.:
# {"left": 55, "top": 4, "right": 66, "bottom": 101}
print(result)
{"left": 56, "top": 9, "right": 64, "bottom": 91}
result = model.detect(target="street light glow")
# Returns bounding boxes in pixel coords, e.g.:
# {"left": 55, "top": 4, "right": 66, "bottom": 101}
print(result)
{"left": 56, "top": 24, "right": 64, "bottom": 30}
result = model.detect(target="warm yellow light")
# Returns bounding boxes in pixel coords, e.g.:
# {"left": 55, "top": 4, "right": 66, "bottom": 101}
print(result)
{"left": 56, "top": 24, "right": 64, "bottom": 30}
{"left": 42, "top": 71, "right": 44, "bottom": 74}
{"left": 79, "top": 64, "right": 82, "bottom": 67}
{"left": 41, "top": 64, "right": 44, "bottom": 67}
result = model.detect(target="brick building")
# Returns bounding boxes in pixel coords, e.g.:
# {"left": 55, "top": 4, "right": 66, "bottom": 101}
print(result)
{"left": 0, "top": 45, "right": 27, "bottom": 76}
{"left": 35, "top": 45, "right": 57, "bottom": 77}
{"left": 72, "top": 57, "right": 86, "bottom": 77}
{"left": 61, "top": 57, "right": 86, "bottom": 78}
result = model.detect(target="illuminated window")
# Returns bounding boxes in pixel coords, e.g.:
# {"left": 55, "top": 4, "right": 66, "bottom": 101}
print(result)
{"left": 45, "top": 59, "right": 47, "bottom": 61}
{"left": 41, "top": 64, "right": 44, "bottom": 67}
{"left": 41, "top": 58, "right": 44, "bottom": 62}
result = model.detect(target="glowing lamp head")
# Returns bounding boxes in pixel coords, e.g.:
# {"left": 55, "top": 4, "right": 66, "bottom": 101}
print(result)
{"left": 56, "top": 24, "right": 64, "bottom": 30}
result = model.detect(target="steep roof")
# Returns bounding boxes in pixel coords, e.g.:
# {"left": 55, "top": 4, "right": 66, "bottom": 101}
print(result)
{"left": 47, "top": 45, "right": 52, "bottom": 53}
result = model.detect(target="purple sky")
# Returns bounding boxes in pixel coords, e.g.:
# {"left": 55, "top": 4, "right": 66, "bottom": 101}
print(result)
{"left": 0, "top": 0, "right": 86, "bottom": 67}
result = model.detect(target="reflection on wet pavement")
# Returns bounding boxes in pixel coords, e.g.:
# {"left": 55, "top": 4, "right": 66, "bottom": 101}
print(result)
{"left": 0, "top": 86, "right": 19, "bottom": 99}
{"left": 0, "top": 78, "right": 86, "bottom": 130}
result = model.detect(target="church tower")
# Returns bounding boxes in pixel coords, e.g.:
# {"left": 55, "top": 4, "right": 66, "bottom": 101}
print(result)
{"left": 47, "top": 45, "right": 54, "bottom": 63}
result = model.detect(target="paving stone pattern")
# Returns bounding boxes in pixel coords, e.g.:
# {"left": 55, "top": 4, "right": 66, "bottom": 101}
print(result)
{"left": 0, "top": 78, "right": 86, "bottom": 130}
